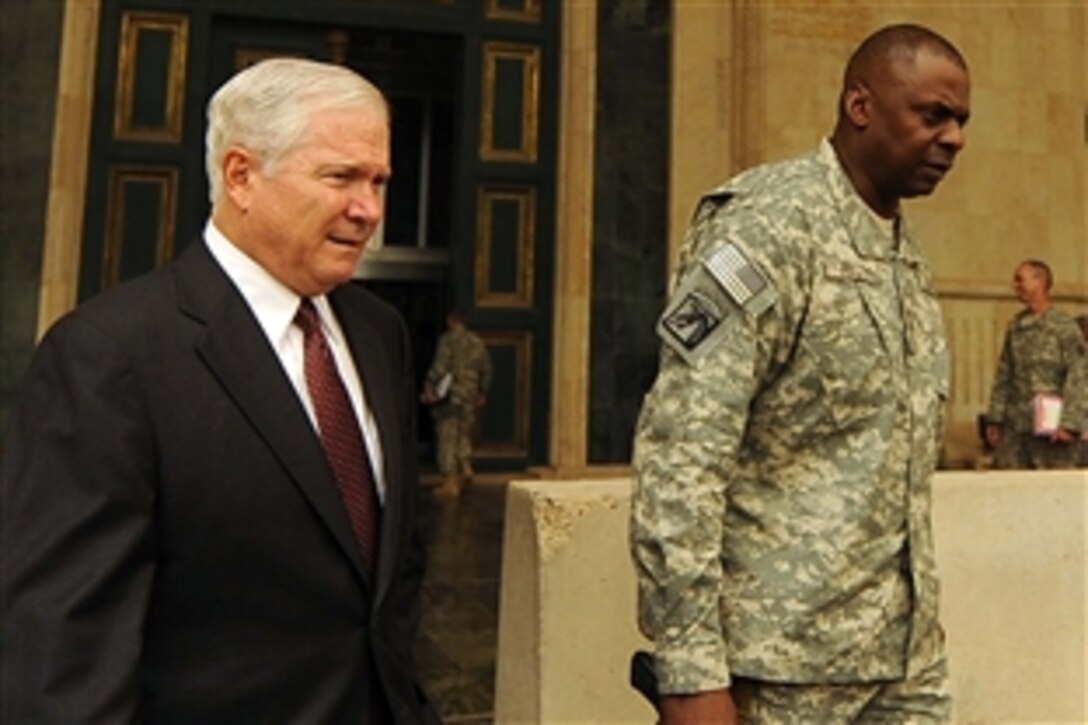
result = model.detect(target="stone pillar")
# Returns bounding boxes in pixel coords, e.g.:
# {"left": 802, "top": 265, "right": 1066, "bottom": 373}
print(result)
{"left": 493, "top": 480, "right": 655, "bottom": 723}
{"left": 547, "top": 0, "right": 596, "bottom": 473}
{"left": 38, "top": 0, "right": 101, "bottom": 335}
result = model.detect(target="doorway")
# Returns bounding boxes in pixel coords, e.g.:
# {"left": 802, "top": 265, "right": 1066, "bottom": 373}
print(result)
{"left": 78, "top": 1, "right": 558, "bottom": 468}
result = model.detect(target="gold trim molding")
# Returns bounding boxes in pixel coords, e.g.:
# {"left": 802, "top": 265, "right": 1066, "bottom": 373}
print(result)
{"left": 101, "top": 165, "right": 179, "bottom": 289}
{"left": 477, "top": 330, "right": 533, "bottom": 457}
{"left": 113, "top": 11, "right": 189, "bottom": 143}
{"left": 485, "top": 0, "right": 541, "bottom": 23}
{"left": 480, "top": 41, "right": 540, "bottom": 163}
{"left": 475, "top": 185, "right": 537, "bottom": 308}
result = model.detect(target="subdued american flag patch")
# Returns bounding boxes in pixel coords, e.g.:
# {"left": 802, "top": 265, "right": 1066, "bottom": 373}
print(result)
{"left": 703, "top": 243, "right": 767, "bottom": 307}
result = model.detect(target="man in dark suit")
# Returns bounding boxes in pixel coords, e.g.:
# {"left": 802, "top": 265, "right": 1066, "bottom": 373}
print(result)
{"left": 2, "top": 58, "right": 440, "bottom": 723}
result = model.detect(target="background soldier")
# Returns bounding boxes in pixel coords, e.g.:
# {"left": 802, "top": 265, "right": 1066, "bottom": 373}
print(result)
{"left": 630, "top": 24, "right": 970, "bottom": 723}
{"left": 422, "top": 309, "right": 492, "bottom": 496}
{"left": 985, "top": 260, "right": 1088, "bottom": 469}
{"left": 1079, "top": 315, "right": 1088, "bottom": 467}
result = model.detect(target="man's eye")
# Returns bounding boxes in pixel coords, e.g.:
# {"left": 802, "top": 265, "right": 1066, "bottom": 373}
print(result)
{"left": 324, "top": 170, "right": 353, "bottom": 183}
{"left": 923, "top": 107, "right": 951, "bottom": 125}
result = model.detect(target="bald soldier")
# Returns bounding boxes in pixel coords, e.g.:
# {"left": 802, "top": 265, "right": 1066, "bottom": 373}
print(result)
{"left": 631, "top": 24, "right": 970, "bottom": 723}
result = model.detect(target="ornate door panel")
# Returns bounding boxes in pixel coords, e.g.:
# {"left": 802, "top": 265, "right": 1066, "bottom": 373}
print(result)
{"left": 80, "top": 0, "right": 558, "bottom": 468}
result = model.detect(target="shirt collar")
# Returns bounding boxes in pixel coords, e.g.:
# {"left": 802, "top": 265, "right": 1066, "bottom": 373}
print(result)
{"left": 203, "top": 220, "right": 336, "bottom": 345}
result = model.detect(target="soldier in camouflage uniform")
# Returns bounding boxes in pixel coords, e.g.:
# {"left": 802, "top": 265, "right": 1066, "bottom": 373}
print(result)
{"left": 984, "top": 260, "right": 1087, "bottom": 469}
{"left": 630, "top": 24, "right": 970, "bottom": 724}
{"left": 422, "top": 310, "right": 492, "bottom": 496}
{"left": 1079, "top": 316, "right": 1088, "bottom": 468}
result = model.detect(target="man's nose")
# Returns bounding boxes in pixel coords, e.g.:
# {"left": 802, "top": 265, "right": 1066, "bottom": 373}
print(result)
{"left": 940, "top": 120, "right": 966, "bottom": 152}
{"left": 346, "top": 185, "right": 383, "bottom": 223}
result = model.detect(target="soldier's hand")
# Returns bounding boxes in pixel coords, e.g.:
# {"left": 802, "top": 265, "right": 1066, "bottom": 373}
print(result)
{"left": 984, "top": 423, "right": 1003, "bottom": 447}
{"left": 659, "top": 689, "right": 736, "bottom": 725}
{"left": 1052, "top": 427, "right": 1076, "bottom": 443}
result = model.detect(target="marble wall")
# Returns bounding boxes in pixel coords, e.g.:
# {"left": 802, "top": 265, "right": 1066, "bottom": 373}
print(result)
{"left": 588, "top": 0, "right": 671, "bottom": 463}
{"left": 0, "top": 0, "right": 63, "bottom": 442}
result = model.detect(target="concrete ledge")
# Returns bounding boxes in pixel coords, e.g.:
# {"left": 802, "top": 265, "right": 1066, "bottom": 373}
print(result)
{"left": 494, "top": 480, "right": 655, "bottom": 723}
{"left": 494, "top": 470, "right": 1088, "bottom": 724}
{"left": 934, "top": 470, "right": 1087, "bottom": 723}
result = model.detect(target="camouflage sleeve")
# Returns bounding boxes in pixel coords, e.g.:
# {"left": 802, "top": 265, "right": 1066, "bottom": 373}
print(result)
{"left": 1058, "top": 321, "right": 1088, "bottom": 432}
{"left": 986, "top": 328, "right": 1013, "bottom": 423}
{"left": 630, "top": 201, "right": 788, "bottom": 693}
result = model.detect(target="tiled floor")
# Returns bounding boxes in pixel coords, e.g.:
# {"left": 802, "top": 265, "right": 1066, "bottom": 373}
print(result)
{"left": 414, "top": 474, "right": 510, "bottom": 723}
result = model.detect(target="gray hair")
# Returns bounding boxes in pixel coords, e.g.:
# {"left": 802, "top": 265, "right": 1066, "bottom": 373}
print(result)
{"left": 205, "top": 57, "right": 388, "bottom": 203}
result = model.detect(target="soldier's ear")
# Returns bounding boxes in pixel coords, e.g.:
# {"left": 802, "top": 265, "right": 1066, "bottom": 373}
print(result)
{"left": 843, "top": 82, "right": 873, "bottom": 129}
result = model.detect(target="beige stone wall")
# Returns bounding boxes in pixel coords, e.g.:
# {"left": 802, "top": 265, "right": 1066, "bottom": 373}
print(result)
{"left": 495, "top": 473, "right": 1088, "bottom": 723}
{"left": 670, "top": 1, "right": 1088, "bottom": 468}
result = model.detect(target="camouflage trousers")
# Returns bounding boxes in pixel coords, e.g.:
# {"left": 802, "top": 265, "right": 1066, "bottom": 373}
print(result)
{"left": 994, "top": 432, "right": 1081, "bottom": 469}
{"left": 433, "top": 405, "right": 476, "bottom": 475}
{"left": 732, "top": 641, "right": 950, "bottom": 724}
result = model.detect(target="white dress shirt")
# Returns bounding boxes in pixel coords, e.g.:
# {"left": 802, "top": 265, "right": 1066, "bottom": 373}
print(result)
{"left": 204, "top": 220, "right": 386, "bottom": 501}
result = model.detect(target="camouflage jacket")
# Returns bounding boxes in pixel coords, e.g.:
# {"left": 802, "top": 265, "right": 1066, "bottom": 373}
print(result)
{"left": 425, "top": 325, "right": 492, "bottom": 410}
{"left": 987, "top": 307, "right": 1088, "bottom": 434}
{"left": 630, "top": 140, "right": 949, "bottom": 692}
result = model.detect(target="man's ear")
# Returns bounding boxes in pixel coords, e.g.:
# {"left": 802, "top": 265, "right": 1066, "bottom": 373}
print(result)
{"left": 842, "top": 82, "right": 873, "bottom": 129}
{"left": 222, "top": 147, "right": 256, "bottom": 211}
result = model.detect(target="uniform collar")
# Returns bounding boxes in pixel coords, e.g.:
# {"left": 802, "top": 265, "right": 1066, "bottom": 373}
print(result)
{"left": 816, "top": 139, "right": 927, "bottom": 268}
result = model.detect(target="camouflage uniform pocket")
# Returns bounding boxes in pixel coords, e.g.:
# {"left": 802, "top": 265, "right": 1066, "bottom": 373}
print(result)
{"left": 802, "top": 265, "right": 895, "bottom": 430}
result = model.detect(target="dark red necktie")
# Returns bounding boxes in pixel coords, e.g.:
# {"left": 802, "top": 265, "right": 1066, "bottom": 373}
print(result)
{"left": 295, "top": 298, "right": 380, "bottom": 574}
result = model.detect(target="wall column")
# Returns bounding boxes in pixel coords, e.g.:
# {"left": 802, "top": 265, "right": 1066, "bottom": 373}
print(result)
{"left": 668, "top": 1, "right": 765, "bottom": 269}
{"left": 37, "top": 0, "right": 100, "bottom": 336}
{"left": 546, "top": 0, "right": 596, "bottom": 473}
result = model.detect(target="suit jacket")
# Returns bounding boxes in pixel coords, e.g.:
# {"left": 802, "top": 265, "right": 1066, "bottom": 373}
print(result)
{"left": 1, "top": 241, "right": 440, "bottom": 723}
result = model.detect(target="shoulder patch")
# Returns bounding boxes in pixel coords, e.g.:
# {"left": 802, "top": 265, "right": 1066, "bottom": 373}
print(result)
{"left": 656, "top": 267, "right": 741, "bottom": 367}
{"left": 660, "top": 291, "right": 723, "bottom": 352}
{"left": 656, "top": 242, "right": 777, "bottom": 367}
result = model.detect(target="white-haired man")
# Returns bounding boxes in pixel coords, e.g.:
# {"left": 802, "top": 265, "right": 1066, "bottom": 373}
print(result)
{"left": 3, "top": 58, "right": 440, "bottom": 723}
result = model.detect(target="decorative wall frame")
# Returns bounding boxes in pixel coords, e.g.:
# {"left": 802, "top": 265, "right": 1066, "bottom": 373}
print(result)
{"left": 479, "top": 41, "right": 540, "bottom": 162}
{"left": 475, "top": 184, "right": 536, "bottom": 307}
{"left": 101, "top": 165, "right": 179, "bottom": 289}
{"left": 113, "top": 11, "right": 189, "bottom": 142}
{"left": 485, "top": 0, "right": 541, "bottom": 23}
{"left": 476, "top": 330, "right": 533, "bottom": 457}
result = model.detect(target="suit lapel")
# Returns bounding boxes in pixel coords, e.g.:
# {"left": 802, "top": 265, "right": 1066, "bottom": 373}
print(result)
{"left": 330, "top": 289, "right": 404, "bottom": 604}
{"left": 172, "top": 242, "right": 372, "bottom": 586}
